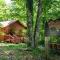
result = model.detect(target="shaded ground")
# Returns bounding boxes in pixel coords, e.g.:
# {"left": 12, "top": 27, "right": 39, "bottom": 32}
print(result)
{"left": 0, "top": 43, "right": 60, "bottom": 60}
{"left": 0, "top": 43, "right": 42, "bottom": 60}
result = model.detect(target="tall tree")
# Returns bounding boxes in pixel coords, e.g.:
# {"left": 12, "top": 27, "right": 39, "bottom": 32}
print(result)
{"left": 34, "top": 0, "right": 42, "bottom": 48}
{"left": 26, "top": 0, "right": 34, "bottom": 48}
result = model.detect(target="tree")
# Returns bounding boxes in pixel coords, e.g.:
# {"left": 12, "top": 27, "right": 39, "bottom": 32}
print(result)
{"left": 34, "top": 0, "right": 42, "bottom": 48}
{"left": 26, "top": 0, "right": 42, "bottom": 48}
{"left": 26, "top": 0, "right": 34, "bottom": 48}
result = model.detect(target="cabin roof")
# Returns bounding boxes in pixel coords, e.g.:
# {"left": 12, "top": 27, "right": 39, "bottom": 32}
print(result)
{"left": 45, "top": 19, "right": 60, "bottom": 36}
{"left": 0, "top": 20, "right": 27, "bottom": 29}
{"left": 47, "top": 20, "right": 60, "bottom": 29}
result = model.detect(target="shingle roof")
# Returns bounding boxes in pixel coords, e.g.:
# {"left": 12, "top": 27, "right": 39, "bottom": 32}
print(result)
{"left": 0, "top": 20, "right": 16, "bottom": 27}
{"left": 0, "top": 20, "right": 27, "bottom": 28}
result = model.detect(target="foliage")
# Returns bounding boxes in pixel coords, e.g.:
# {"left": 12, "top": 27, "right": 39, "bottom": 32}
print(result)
{"left": 50, "top": 35, "right": 57, "bottom": 43}
{"left": 0, "top": 0, "right": 27, "bottom": 21}
{"left": 10, "top": 0, "right": 27, "bottom": 21}
{"left": 42, "top": 0, "right": 60, "bottom": 20}
{"left": 0, "top": 0, "right": 60, "bottom": 21}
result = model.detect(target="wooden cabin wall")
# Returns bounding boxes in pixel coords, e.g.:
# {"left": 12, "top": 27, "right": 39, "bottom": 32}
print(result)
{"left": 0, "top": 21, "right": 27, "bottom": 43}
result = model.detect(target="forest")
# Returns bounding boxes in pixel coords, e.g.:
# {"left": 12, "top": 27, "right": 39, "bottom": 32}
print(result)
{"left": 0, "top": 0, "right": 60, "bottom": 60}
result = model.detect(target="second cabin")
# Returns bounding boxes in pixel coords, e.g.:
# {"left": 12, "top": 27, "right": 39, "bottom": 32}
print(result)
{"left": 45, "top": 19, "right": 60, "bottom": 52}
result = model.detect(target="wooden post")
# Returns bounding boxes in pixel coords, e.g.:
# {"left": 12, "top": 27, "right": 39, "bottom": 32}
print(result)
{"left": 45, "top": 21, "right": 50, "bottom": 60}
{"left": 45, "top": 36, "right": 50, "bottom": 60}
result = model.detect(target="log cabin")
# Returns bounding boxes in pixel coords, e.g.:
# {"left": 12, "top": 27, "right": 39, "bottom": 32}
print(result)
{"left": 45, "top": 19, "right": 60, "bottom": 53}
{"left": 0, "top": 20, "right": 27, "bottom": 43}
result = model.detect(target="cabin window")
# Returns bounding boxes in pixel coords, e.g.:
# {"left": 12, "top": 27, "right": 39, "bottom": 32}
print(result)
{"left": 0, "top": 31, "right": 5, "bottom": 35}
{"left": 50, "top": 27, "right": 57, "bottom": 35}
{"left": 9, "top": 27, "right": 16, "bottom": 35}
{"left": 15, "top": 30, "right": 19, "bottom": 34}
{"left": 18, "top": 29, "right": 23, "bottom": 36}
{"left": 57, "top": 29, "right": 60, "bottom": 36}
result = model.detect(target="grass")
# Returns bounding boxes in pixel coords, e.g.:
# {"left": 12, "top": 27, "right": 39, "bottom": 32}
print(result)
{"left": 0, "top": 43, "right": 60, "bottom": 60}
{"left": 0, "top": 43, "right": 44, "bottom": 60}
{"left": 0, "top": 43, "right": 27, "bottom": 50}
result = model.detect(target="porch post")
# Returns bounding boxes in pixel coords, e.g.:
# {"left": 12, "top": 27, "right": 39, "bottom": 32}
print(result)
{"left": 45, "top": 21, "right": 50, "bottom": 60}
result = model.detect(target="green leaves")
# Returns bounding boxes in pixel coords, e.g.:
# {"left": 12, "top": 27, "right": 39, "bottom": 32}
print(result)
{"left": 0, "top": 0, "right": 27, "bottom": 21}
{"left": 0, "top": 0, "right": 60, "bottom": 21}
{"left": 43, "top": 0, "right": 60, "bottom": 20}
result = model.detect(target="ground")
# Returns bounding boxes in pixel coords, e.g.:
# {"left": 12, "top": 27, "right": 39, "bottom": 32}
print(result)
{"left": 0, "top": 43, "right": 44, "bottom": 60}
{"left": 0, "top": 43, "right": 60, "bottom": 60}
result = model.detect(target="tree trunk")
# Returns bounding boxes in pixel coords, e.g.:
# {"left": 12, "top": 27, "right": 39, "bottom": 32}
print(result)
{"left": 26, "top": 0, "right": 34, "bottom": 48}
{"left": 34, "top": 0, "right": 42, "bottom": 48}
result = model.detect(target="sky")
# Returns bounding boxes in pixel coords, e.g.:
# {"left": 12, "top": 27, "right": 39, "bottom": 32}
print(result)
{"left": 5, "top": 0, "right": 11, "bottom": 6}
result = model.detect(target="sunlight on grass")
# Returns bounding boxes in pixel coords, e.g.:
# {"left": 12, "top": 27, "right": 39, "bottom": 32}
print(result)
{"left": 0, "top": 43, "right": 27, "bottom": 50}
